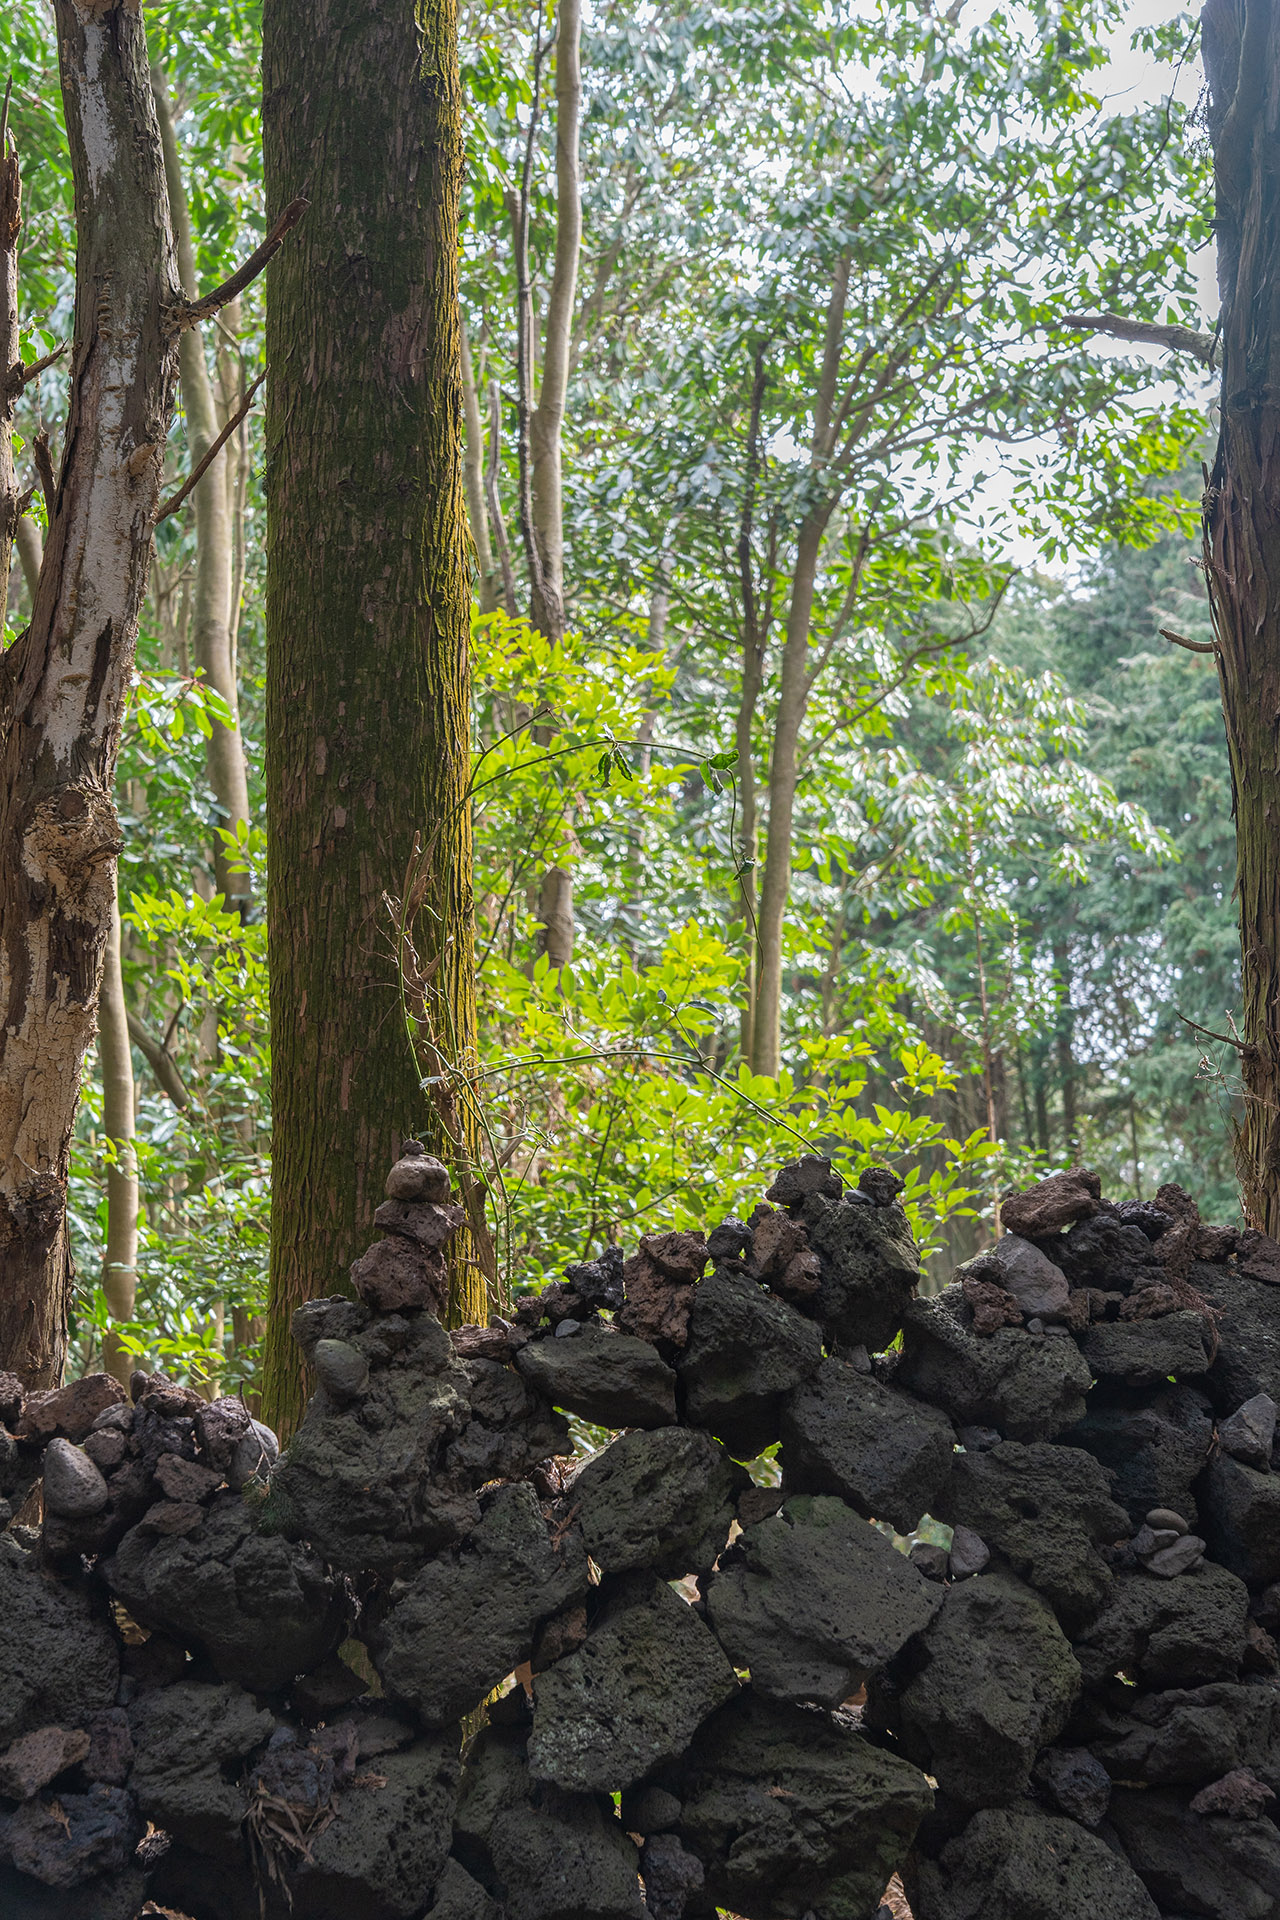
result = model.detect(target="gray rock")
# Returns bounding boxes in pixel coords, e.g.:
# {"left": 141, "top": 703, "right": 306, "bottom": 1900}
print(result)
{"left": 1145, "top": 1533, "right": 1206, "bottom": 1578}
{"left": 1032, "top": 1746, "right": 1112, "bottom": 1826}
{"left": 1148, "top": 1506, "right": 1191, "bottom": 1534}
{"left": 6, "top": 1784, "right": 139, "bottom": 1890}
{"left": 128, "top": 1680, "right": 273, "bottom": 1858}
{"left": 1072, "top": 1561, "right": 1249, "bottom": 1690}
{"left": 265, "top": 1312, "right": 479, "bottom": 1577}
{"left": 41, "top": 1438, "right": 109, "bottom": 1519}
{"left": 934, "top": 1440, "right": 1129, "bottom": 1628}
{"left": 896, "top": 1286, "right": 1092, "bottom": 1442}
{"left": 1080, "top": 1312, "right": 1214, "bottom": 1386}
{"left": 907, "top": 1805, "right": 1159, "bottom": 1920}
{"left": 1198, "top": 1452, "right": 1280, "bottom": 1589}
{"left": 705, "top": 1495, "right": 942, "bottom": 1707}
{"left": 15, "top": 1375, "right": 127, "bottom": 1445}
{"left": 948, "top": 1525, "right": 990, "bottom": 1580}
{"left": 676, "top": 1271, "right": 823, "bottom": 1459}
{"left": 529, "top": 1573, "right": 738, "bottom": 1793}
{"left": 866, "top": 1570, "right": 1081, "bottom": 1809}
{"left": 385, "top": 1148, "right": 452, "bottom": 1203}
{"left": 105, "top": 1492, "right": 348, "bottom": 1692}
{"left": 516, "top": 1323, "right": 677, "bottom": 1429}
{"left": 368, "top": 1482, "right": 585, "bottom": 1725}
{"left": 0, "top": 1537, "right": 118, "bottom": 1749}
{"left": 640, "top": 1831, "right": 703, "bottom": 1920}
{"left": 290, "top": 1295, "right": 371, "bottom": 1357}
{"left": 1197, "top": 1258, "right": 1280, "bottom": 1413}
{"left": 1108, "top": 1783, "right": 1280, "bottom": 1919}
{"left": 291, "top": 1732, "right": 460, "bottom": 1918}
{"left": 0, "top": 1862, "right": 148, "bottom": 1920}
{"left": 797, "top": 1189, "right": 922, "bottom": 1352}
{"left": 1061, "top": 1384, "right": 1212, "bottom": 1529}
{"left": 568, "top": 1426, "right": 747, "bottom": 1578}
{"left": 620, "top": 1785, "right": 682, "bottom": 1834}
{"left": 313, "top": 1338, "right": 371, "bottom": 1403}
{"left": 677, "top": 1689, "right": 932, "bottom": 1920}
{"left": 990, "top": 1235, "right": 1071, "bottom": 1321}
{"left": 427, "top": 1858, "right": 503, "bottom": 1920}
{"left": 1000, "top": 1167, "right": 1102, "bottom": 1238}
{"left": 780, "top": 1356, "right": 955, "bottom": 1533}
{"left": 455, "top": 1723, "right": 644, "bottom": 1920}
{"left": 444, "top": 1356, "right": 569, "bottom": 1488}
{"left": 229, "top": 1417, "right": 279, "bottom": 1488}
{"left": 910, "top": 1540, "right": 950, "bottom": 1582}
{"left": 1220, "top": 1393, "right": 1278, "bottom": 1468}
{"left": 0, "top": 1726, "right": 91, "bottom": 1799}
{"left": 1074, "top": 1681, "right": 1280, "bottom": 1788}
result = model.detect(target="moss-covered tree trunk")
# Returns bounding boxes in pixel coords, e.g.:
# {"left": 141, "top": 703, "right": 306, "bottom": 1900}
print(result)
{"left": 1202, "top": 0, "right": 1280, "bottom": 1231}
{"left": 260, "top": 0, "right": 483, "bottom": 1432}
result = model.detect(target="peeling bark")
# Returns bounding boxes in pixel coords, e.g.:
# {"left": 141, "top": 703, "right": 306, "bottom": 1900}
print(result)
{"left": 0, "top": 0, "right": 181, "bottom": 1385}
{"left": 98, "top": 887, "right": 138, "bottom": 1385}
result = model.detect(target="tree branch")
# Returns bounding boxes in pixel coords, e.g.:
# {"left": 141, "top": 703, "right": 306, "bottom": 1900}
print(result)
{"left": 1160, "top": 626, "right": 1217, "bottom": 655}
{"left": 5, "top": 342, "right": 67, "bottom": 398}
{"left": 1058, "top": 311, "right": 1217, "bottom": 365}
{"left": 155, "top": 366, "right": 265, "bottom": 523}
{"left": 170, "top": 197, "right": 307, "bottom": 332}
{"left": 126, "top": 1010, "right": 190, "bottom": 1109}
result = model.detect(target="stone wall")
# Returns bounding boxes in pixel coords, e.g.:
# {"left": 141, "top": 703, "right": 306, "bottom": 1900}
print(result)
{"left": 2, "top": 1149, "right": 1280, "bottom": 1920}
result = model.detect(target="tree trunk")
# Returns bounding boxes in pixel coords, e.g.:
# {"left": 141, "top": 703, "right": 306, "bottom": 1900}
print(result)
{"left": 98, "top": 888, "right": 139, "bottom": 1386}
{"left": 1, "top": 118, "right": 19, "bottom": 603}
{"left": 460, "top": 315, "right": 499, "bottom": 615}
{"left": 1202, "top": 0, "right": 1280, "bottom": 1230}
{"left": 0, "top": 0, "right": 180, "bottom": 1387}
{"left": 260, "top": 0, "right": 483, "bottom": 1432}
{"left": 1053, "top": 941, "right": 1077, "bottom": 1156}
{"left": 152, "top": 67, "right": 252, "bottom": 914}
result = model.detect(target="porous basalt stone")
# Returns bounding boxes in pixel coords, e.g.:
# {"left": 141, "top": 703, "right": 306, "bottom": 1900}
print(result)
{"left": 516, "top": 1324, "right": 678, "bottom": 1429}
{"left": 567, "top": 1426, "right": 748, "bottom": 1579}
{"left": 0, "top": 1538, "right": 119, "bottom": 1749}
{"left": 288, "top": 1732, "right": 461, "bottom": 1920}
{"left": 867, "top": 1570, "right": 1081, "bottom": 1809}
{"left": 442, "top": 1356, "right": 570, "bottom": 1486}
{"left": 1107, "top": 1784, "right": 1280, "bottom": 1919}
{"left": 676, "top": 1271, "right": 823, "bottom": 1459}
{"left": 906, "top": 1804, "right": 1159, "bottom": 1920}
{"left": 616, "top": 1235, "right": 705, "bottom": 1348}
{"left": 15, "top": 1374, "right": 126, "bottom": 1445}
{"left": 367, "top": 1482, "right": 586, "bottom": 1725}
{"left": 385, "top": 1144, "right": 452, "bottom": 1203}
{"left": 764, "top": 1155, "right": 844, "bottom": 1208}
{"left": 987, "top": 1235, "right": 1072, "bottom": 1322}
{"left": 779, "top": 1356, "right": 955, "bottom": 1533}
{"left": 999, "top": 1166, "right": 1102, "bottom": 1240}
{"left": 797, "top": 1188, "right": 922, "bottom": 1352}
{"left": 127, "top": 1680, "right": 273, "bottom": 1858}
{"left": 427, "top": 1858, "right": 503, "bottom": 1920}
{"left": 290, "top": 1297, "right": 372, "bottom": 1358}
{"left": 704, "top": 1494, "right": 942, "bottom": 1707}
{"left": 454, "top": 1722, "right": 645, "bottom": 1920}
{"left": 1061, "top": 1382, "right": 1213, "bottom": 1528}
{"left": 1079, "top": 1310, "right": 1215, "bottom": 1385}
{"left": 676, "top": 1690, "right": 932, "bottom": 1920}
{"left": 1031, "top": 1745, "right": 1112, "bottom": 1826}
{"left": 349, "top": 1233, "right": 449, "bottom": 1314}
{"left": 1220, "top": 1391, "right": 1279, "bottom": 1466}
{"left": 0, "top": 1725, "right": 91, "bottom": 1799}
{"left": 1071, "top": 1680, "right": 1280, "bottom": 1788}
{"left": 1198, "top": 1451, "right": 1280, "bottom": 1589}
{"left": 5, "top": 1784, "right": 140, "bottom": 1890}
{"left": 528, "top": 1573, "right": 738, "bottom": 1793}
{"left": 265, "top": 1312, "right": 479, "bottom": 1577}
{"left": 934, "top": 1440, "right": 1129, "bottom": 1629}
{"left": 1198, "top": 1259, "right": 1280, "bottom": 1412}
{"left": 895, "top": 1286, "right": 1092, "bottom": 1442}
{"left": 1071, "top": 1560, "right": 1250, "bottom": 1689}
{"left": 105, "top": 1492, "right": 348, "bottom": 1692}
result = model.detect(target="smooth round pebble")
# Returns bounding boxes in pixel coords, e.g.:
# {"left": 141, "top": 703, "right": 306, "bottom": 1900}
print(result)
{"left": 42, "top": 1437, "right": 109, "bottom": 1519}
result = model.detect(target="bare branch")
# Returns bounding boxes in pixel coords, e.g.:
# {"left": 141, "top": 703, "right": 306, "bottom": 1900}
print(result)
{"left": 1058, "top": 311, "right": 1217, "bottom": 365}
{"left": 1160, "top": 625, "right": 1217, "bottom": 655}
{"left": 31, "top": 426, "right": 54, "bottom": 520}
{"left": 170, "top": 197, "right": 308, "bottom": 332}
{"left": 6, "top": 341, "right": 68, "bottom": 397}
{"left": 155, "top": 367, "right": 265, "bottom": 523}
{"left": 126, "top": 1010, "right": 190, "bottom": 1109}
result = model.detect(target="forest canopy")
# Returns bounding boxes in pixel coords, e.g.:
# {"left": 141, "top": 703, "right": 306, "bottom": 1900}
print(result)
{"left": 0, "top": 0, "right": 1229, "bottom": 1395}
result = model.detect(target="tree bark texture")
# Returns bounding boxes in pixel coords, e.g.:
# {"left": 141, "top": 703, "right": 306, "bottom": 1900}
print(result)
{"left": 1202, "top": 0, "right": 1280, "bottom": 1231}
{"left": 1, "top": 119, "right": 20, "bottom": 604}
{"left": 0, "top": 0, "right": 179, "bottom": 1386}
{"left": 460, "top": 315, "right": 499, "bottom": 616}
{"left": 98, "top": 888, "right": 138, "bottom": 1385}
{"left": 261, "top": 0, "right": 482, "bottom": 1432}
{"left": 152, "top": 67, "right": 252, "bottom": 913}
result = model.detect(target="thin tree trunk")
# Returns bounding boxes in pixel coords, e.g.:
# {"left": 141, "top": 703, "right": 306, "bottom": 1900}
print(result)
{"left": 751, "top": 258, "right": 850, "bottom": 1078}
{"left": 1201, "top": 0, "right": 1280, "bottom": 1230}
{"left": 736, "top": 348, "right": 768, "bottom": 1065}
{"left": 152, "top": 67, "right": 252, "bottom": 914}
{"left": 460, "top": 315, "right": 499, "bottom": 615}
{"left": 1, "top": 114, "right": 18, "bottom": 601}
{"left": 0, "top": 1, "right": 180, "bottom": 1386}
{"left": 99, "top": 889, "right": 139, "bottom": 1386}
{"left": 1053, "top": 940, "right": 1077, "bottom": 1155}
{"left": 14, "top": 517, "right": 42, "bottom": 602}
{"left": 261, "top": 0, "right": 484, "bottom": 1433}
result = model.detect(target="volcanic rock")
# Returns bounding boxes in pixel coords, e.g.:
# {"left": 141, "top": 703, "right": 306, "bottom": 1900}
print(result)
{"left": 896, "top": 1286, "right": 1092, "bottom": 1442}
{"left": 567, "top": 1426, "right": 747, "bottom": 1578}
{"left": 516, "top": 1323, "right": 678, "bottom": 1429}
{"left": 906, "top": 1804, "right": 1159, "bottom": 1920}
{"left": 780, "top": 1356, "right": 955, "bottom": 1533}
{"left": 999, "top": 1167, "right": 1101, "bottom": 1239}
{"left": 677, "top": 1271, "right": 823, "bottom": 1459}
{"left": 1071, "top": 1560, "right": 1249, "bottom": 1689}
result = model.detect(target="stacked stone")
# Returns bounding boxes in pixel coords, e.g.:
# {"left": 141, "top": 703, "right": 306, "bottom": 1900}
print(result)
{"left": 1, "top": 1146, "right": 1280, "bottom": 1920}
